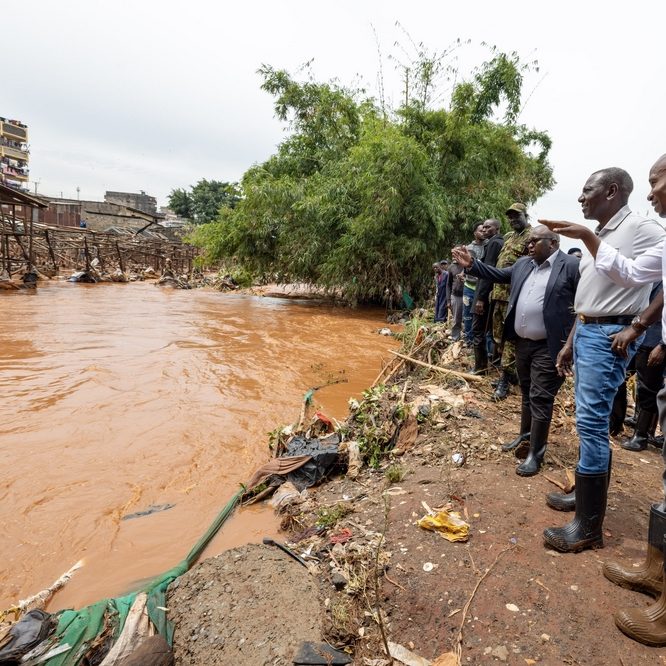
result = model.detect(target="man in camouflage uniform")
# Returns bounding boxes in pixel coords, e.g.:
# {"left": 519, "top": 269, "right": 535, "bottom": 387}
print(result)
{"left": 490, "top": 203, "right": 531, "bottom": 400}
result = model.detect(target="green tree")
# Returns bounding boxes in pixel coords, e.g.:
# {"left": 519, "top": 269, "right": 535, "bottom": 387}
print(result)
{"left": 167, "top": 188, "right": 192, "bottom": 218}
{"left": 168, "top": 180, "right": 241, "bottom": 224}
{"left": 189, "top": 49, "right": 554, "bottom": 303}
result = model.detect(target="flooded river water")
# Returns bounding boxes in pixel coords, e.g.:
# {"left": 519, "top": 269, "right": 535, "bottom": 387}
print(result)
{"left": 0, "top": 282, "right": 396, "bottom": 611}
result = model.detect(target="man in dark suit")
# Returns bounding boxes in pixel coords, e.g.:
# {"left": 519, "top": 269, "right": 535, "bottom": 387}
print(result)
{"left": 470, "top": 219, "right": 504, "bottom": 374}
{"left": 452, "top": 225, "right": 580, "bottom": 476}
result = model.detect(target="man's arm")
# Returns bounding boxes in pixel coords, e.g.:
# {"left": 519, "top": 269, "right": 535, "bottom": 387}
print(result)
{"left": 540, "top": 219, "right": 664, "bottom": 287}
{"left": 609, "top": 290, "right": 664, "bottom": 357}
{"left": 465, "top": 258, "right": 513, "bottom": 284}
{"left": 555, "top": 319, "right": 576, "bottom": 377}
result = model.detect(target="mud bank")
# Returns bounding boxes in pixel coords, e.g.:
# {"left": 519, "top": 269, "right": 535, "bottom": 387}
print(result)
{"left": 169, "top": 326, "right": 666, "bottom": 665}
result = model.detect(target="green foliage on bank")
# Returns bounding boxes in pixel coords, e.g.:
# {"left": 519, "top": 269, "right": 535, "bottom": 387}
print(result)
{"left": 169, "top": 180, "right": 241, "bottom": 224}
{"left": 188, "top": 48, "right": 554, "bottom": 304}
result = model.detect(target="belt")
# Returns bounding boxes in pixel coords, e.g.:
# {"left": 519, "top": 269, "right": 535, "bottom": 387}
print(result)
{"left": 578, "top": 314, "right": 636, "bottom": 325}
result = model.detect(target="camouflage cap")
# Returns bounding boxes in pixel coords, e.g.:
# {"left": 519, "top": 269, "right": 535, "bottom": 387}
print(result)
{"left": 506, "top": 202, "right": 527, "bottom": 215}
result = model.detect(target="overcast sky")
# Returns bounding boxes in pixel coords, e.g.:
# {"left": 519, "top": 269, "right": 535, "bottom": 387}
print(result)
{"left": 5, "top": 0, "right": 665, "bottom": 230}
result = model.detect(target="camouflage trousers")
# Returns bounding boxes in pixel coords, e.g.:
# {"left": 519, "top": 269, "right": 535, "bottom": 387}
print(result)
{"left": 491, "top": 299, "right": 515, "bottom": 373}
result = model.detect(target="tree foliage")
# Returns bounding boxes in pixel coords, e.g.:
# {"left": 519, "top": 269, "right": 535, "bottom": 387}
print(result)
{"left": 168, "top": 179, "right": 241, "bottom": 224}
{"left": 189, "top": 48, "right": 555, "bottom": 303}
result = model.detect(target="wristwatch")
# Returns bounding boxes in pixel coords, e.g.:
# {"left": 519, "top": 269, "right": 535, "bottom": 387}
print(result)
{"left": 631, "top": 316, "right": 648, "bottom": 333}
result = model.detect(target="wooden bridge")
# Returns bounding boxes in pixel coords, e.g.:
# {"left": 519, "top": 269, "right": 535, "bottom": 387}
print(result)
{"left": 0, "top": 184, "right": 198, "bottom": 279}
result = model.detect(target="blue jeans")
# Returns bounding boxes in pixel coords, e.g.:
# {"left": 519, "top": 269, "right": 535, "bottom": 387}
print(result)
{"left": 462, "top": 285, "right": 476, "bottom": 344}
{"left": 574, "top": 323, "right": 642, "bottom": 474}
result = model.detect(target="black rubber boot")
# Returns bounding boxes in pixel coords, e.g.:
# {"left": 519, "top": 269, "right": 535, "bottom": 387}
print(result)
{"left": 502, "top": 404, "right": 532, "bottom": 452}
{"left": 470, "top": 345, "right": 488, "bottom": 375}
{"left": 516, "top": 420, "right": 549, "bottom": 477}
{"left": 622, "top": 410, "right": 658, "bottom": 452}
{"left": 604, "top": 503, "right": 666, "bottom": 598}
{"left": 546, "top": 450, "right": 613, "bottom": 512}
{"left": 492, "top": 372, "right": 510, "bottom": 401}
{"left": 625, "top": 410, "right": 639, "bottom": 429}
{"left": 543, "top": 470, "right": 608, "bottom": 552}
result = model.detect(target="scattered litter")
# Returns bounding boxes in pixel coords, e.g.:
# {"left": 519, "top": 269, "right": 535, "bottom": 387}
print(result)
{"left": 505, "top": 603, "right": 520, "bottom": 612}
{"left": 346, "top": 440, "right": 362, "bottom": 479}
{"left": 417, "top": 505, "right": 470, "bottom": 542}
{"left": 378, "top": 328, "right": 393, "bottom": 336}
{"left": 422, "top": 562, "right": 435, "bottom": 572}
{"left": 121, "top": 503, "right": 175, "bottom": 521}
{"left": 540, "top": 633, "right": 551, "bottom": 643}
{"left": 293, "top": 641, "right": 352, "bottom": 665}
{"left": 330, "top": 528, "right": 353, "bottom": 545}
{"left": 269, "top": 482, "right": 305, "bottom": 511}
{"left": 451, "top": 453, "right": 465, "bottom": 466}
{"left": 640, "top": 458, "right": 650, "bottom": 464}
{"left": 388, "top": 641, "right": 432, "bottom": 666}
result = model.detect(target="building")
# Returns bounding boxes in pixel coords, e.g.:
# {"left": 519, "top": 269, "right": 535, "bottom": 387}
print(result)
{"left": 104, "top": 190, "right": 157, "bottom": 214}
{"left": 0, "top": 117, "right": 29, "bottom": 191}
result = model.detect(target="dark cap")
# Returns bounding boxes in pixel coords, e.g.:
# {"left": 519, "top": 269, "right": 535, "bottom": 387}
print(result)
{"left": 506, "top": 202, "right": 527, "bottom": 215}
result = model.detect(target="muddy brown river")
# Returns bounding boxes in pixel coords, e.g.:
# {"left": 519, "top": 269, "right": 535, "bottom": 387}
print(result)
{"left": 0, "top": 282, "right": 396, "bottom": 611}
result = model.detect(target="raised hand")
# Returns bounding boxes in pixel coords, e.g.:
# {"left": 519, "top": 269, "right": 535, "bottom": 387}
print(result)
{"left": 452, "top": 245, "right": 473, "bottom": 268}
{"left": 539, "top": 220, "right": 594, "bottom": 240}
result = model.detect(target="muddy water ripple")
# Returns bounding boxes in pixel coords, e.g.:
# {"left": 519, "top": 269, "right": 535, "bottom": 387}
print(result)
{"left": 0, "top": 282, "right": 396, "bottom": 610}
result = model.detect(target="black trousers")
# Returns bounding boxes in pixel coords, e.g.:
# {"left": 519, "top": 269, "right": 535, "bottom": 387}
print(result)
{"left": 515, "top": 337, "right": 564, "bottom": 422}
{"left": 636, "top": 345, "right": 666, "bottom": 413}
{"left": 472, "top": 300, "right": 492, "bottom": 349}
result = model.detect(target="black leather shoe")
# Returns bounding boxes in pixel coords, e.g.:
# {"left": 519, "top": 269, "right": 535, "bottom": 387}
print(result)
{"left": 543, "top": 470, "right": 607, "bottom": 552}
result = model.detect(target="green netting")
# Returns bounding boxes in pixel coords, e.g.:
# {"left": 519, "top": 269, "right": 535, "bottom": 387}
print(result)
{"left": 46, "top": 488, "right": 243, "bottom": 665}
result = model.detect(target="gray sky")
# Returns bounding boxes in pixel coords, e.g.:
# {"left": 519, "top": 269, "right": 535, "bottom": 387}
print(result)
{"left": 5, "top": 0, "right": 665, "bottom": 230}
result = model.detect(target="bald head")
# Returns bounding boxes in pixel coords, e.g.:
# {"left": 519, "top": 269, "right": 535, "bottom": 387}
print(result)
{"left": 652, "top": 154, "right": 666, "bottom": 175}
{"left": 648, "top": 154, "right": 666, "bottom": 218}
{"left": 531, "top": 224, "right": 559, "bottom": 244}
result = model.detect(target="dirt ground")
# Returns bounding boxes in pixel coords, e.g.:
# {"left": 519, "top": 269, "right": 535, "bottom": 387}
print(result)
{"left": 167, "top": 543, "right": 322, "bottom": 665}
{"left": 166, "top": 333, "right": 666, "bottom": 665}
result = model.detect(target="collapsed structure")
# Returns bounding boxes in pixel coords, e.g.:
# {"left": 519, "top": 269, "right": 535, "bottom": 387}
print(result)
{"left": 0, "top": 184, "right": 197, "bottom": 282}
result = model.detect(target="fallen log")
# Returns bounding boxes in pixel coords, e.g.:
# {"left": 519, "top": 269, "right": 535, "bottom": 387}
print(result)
{"left": 389, "top": 351, "right": 483, "bottom": 383}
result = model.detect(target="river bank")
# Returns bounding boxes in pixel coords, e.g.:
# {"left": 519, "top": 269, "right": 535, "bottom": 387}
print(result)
{"left": 0, "top": 282, "right": 396, "bottom": 612}
{"left": 166, "top": 324, "right": 666, "bottom": 665}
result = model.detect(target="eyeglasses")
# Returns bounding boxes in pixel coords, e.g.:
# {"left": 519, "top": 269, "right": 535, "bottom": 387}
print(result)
{"left": 526, "top": 237, "right": 555, "bottom": 246}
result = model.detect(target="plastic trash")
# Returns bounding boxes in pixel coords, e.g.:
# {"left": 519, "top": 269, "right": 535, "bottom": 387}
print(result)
{"left": 417, "top": 508, "right": 470, "bottom": 542}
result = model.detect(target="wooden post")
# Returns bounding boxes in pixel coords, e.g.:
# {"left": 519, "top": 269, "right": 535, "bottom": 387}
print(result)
{"left": 83, "top": 235, "right": 91, "bottom": 272}
{"left": 44, "top": 229, "right": 58, "bottom": 272}
{"left": 115, "top": 241, "right": 125, "bottom": 273}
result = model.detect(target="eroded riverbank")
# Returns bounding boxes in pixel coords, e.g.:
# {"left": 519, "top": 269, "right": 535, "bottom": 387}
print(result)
{"left": 0, "top": 282, "right": 396, "bottom": 611}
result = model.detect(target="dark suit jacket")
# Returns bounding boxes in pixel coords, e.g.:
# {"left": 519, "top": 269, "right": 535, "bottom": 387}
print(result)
{"left": 467, "top": 250, "right": 580, "bottom": 364}
{"left": 474, "top": 234, "right": 504, "bottom": 304}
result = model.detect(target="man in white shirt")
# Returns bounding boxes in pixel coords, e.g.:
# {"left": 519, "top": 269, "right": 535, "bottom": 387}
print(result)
{"left": 537, "top": 168, "right": 665, "bottom": 557}
{"left": 541, "top": 154, "right": 666, "bottom": 646}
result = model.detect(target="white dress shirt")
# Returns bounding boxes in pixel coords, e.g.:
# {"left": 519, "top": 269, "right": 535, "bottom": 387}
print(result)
{"left": 595, "top": 237, "right": 666, "bottom": 342}
{"left": 576, "top": 206, "right": 665, "bottom": 316}
{"left": 513, "top": 250, "right": 561, "bottom": 340}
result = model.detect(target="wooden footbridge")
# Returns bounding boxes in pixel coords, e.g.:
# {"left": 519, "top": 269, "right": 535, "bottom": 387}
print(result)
{"left": 0, "top": 184, "right": 198, "bottom": 279}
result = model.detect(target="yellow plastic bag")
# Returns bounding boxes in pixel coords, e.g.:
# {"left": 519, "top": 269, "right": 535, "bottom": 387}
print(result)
{"left": 417, "top": 508, "right": 469, "bottom": 542}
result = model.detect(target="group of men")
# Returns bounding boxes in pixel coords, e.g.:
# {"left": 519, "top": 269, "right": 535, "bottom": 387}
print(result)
{"left": 439, "top": 154, "right": 666, "bottom": 647}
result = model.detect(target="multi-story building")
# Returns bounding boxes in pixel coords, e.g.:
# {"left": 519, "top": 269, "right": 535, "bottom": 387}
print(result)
{"left": 0, "top": 117, "right": 29, "bottom": 191}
